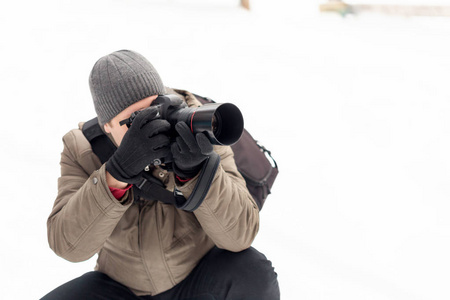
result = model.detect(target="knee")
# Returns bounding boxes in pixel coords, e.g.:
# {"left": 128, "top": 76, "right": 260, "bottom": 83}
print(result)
{"left": 221, "top": 247, "right": 280, "bottom": 299}
{"left": 243, "top": 248, "right": 280, "bottom": 299}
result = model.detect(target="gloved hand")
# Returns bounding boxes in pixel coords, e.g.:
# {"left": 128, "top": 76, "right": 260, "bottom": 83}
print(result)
{"left": 106, "top": 107, "right": 171, "bottom": 184}
{"left": 171, "top": 122, "right": 215, "bottom": 179}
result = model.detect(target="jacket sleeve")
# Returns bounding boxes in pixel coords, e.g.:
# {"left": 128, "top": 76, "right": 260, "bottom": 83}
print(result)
{"left": 47, "top": 129, "right": 133, "bottom": 262}
{"left": 176, "top": 145, "right": 260, "bottom": 252}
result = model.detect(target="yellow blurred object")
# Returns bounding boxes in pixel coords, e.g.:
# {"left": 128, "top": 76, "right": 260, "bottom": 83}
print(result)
{"left": 320, "top": 1, "right": 450, "bottom": 17}
{"left": 241, "top": 0, "right": 250, "bottom": 10}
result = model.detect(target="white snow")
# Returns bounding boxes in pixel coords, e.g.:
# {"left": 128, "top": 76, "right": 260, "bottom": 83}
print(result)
{"left": 2, "top": 1, "right": 450, "bottom": 299}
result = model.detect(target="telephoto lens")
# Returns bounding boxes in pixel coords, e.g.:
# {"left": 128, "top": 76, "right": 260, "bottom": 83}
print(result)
{"left": 153, "top": 95, "right": 244, "bottom": 146}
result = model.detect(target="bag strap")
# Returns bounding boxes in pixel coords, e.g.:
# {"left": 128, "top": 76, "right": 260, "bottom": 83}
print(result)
{"left": 256, "top": 140, "right": 278, "bottom": 169}
{"left": 82, "top": 117, "right": 117, "bottom": 164}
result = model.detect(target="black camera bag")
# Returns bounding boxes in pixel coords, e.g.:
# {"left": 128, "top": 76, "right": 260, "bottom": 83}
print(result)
{"left": 194, "top": 94, "right": 278, "bottom": 210}
{"left": 82, "top": 94, "right": 278, "bottom": 210}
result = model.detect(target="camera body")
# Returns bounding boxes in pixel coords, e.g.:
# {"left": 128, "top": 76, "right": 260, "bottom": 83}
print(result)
{"left": 119, "top": 95, "right": 244, "bottom": 166}
{"left": 121, "top": 94, "right": 244, "bottom": 146}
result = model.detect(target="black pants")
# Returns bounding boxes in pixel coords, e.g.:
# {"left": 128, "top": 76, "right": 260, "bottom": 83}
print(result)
{"left": 41, "top": 247, "right": 280, "bottom": 300}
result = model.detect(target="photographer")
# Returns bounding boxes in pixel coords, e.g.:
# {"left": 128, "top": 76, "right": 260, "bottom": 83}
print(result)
{"left": 43, "top": 50, "right": 279, "bottom": 300}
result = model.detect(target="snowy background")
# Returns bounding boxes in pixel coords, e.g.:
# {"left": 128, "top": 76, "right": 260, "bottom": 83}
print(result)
{"left": 2, "top": 0, "right": 450, "bottom": 299}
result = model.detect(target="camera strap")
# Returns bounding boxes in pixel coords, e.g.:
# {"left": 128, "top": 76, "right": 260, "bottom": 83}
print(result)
{"left": 174, "top": 153, "right": 220, "bottom": 211}
{"left": 82, "top": 117, "right": 219, "bottom": 211}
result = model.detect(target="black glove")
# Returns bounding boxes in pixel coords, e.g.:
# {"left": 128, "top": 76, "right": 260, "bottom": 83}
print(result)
{"left": 171, "top": 121, "right": 215, "bottom": 179}
{"left": 106, "top": 107, "right": 171, "bottom": 184}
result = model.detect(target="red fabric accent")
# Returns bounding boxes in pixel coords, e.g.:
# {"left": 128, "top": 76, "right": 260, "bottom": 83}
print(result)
{"left": 190, "top": 110, "right": 196, "bottom": 133}
{"left": 109, "top": 184, "right": 133, "bottom": 200}
{"left": 176, "top": 175, "right": 192, "bottom": 183}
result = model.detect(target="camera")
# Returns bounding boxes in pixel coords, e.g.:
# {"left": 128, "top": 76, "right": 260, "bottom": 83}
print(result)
{"left": 120, "top": 94, "right": 244, "bottom": 146}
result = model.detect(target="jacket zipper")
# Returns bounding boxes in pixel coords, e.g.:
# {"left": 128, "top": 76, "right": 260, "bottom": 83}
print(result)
{"left": 137, "top": 201, "right": 156, "bottom": 292}
{"left": 154, "top": 204, "right": 176, "bottom": 285}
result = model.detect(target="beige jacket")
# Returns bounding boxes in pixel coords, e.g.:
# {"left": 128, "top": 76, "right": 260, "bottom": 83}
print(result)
{"left": 47, "top": 89, "right": 259, "bottom": 296}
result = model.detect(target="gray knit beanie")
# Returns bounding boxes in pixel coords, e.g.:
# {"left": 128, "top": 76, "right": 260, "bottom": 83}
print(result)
{"left": 89, "top": 50, "right": 166, "bottom": 125}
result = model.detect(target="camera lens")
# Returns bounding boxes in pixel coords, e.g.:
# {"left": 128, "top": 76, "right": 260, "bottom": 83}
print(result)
{"left": 190, "top": 103, "right": 243, "bottom": 145}
{"left": 211, "top": 112, "right": 222, "bottom": 138}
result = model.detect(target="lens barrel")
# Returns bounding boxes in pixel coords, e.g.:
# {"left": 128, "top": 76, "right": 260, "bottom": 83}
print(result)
{"left": 189, "top": 103, "right": 243, "bottom": 145}
{"left": 155, "top": 95, "right": 244, "bottom": 146}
